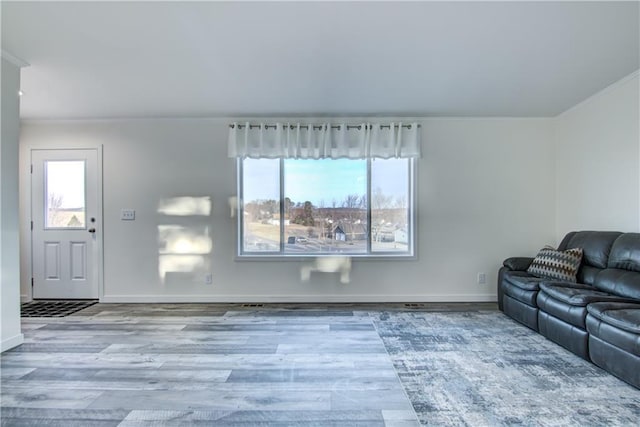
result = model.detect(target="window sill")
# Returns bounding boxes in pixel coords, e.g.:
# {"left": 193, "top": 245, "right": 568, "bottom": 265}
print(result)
{"left": 234, "top": 253, "right": 417, "bottom": 262}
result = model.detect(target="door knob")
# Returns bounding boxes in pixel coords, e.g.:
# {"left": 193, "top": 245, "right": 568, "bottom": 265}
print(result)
{"left": 88, "top": 228, "right": 96, "bottom": 233}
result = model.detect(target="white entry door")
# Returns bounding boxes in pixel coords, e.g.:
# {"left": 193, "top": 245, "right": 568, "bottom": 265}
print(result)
{"left": 31, "top": 149, "right": 101, "bottom": 299}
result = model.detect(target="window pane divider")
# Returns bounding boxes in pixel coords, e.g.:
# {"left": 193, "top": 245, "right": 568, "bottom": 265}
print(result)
{"left": 366, "top": 159, "right": 372, "bottom": 254}
{"left": 237, "top": 159, "right": 245, "bottom": 254}
{"left": 279, "top": 158, "right": 285, "bottom": 254}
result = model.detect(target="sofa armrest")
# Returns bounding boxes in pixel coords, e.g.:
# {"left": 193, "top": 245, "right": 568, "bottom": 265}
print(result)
{"left": 503, "top": 257, "right": 534, "bottom": 271}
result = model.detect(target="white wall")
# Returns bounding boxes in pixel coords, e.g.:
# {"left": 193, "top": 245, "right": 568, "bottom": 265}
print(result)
{"left": 555, "top": 71, "right": 640, "bottom": 239}
{"left": 1, "top": 57, "right": 24, "bottom": 351}
{"left": 19, "top": 117, "right": 556, "bottom": 302}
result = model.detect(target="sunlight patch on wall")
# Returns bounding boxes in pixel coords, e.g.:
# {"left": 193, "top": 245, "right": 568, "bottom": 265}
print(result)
{"left": 158, "top": 255, "right": 208, "bottom": 284}
{"left": 300, "top": 256, "right": 351, "bottom": 284}
{"left": 158, "top": 225, "right": 212, "bottom": 254}
{"left": 157, "top": 224, "right": 212, "bottom": 284}
{"left": 158, "top": 196, "right": 211, "bottom": 216}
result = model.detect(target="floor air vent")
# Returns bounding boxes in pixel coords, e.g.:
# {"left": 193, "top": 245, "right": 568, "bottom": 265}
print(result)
{"left": 241, "top": 303, "right": 265, "bottom": 308}
{"left": 404, "top": 303, "right": 427, "bottom": 309}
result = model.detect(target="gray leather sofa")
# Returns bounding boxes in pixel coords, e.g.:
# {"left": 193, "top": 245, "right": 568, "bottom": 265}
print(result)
{"left": 498, "top": 231, "right": 640, "bottom": 389}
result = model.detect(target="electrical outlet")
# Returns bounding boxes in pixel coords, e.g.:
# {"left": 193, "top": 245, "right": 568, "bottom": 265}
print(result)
{"left": 204, "top": 273, "right": 213, "bottom": 285}
{"left": 121, "top": 209, "right": 135, "bottom": 220}
{"left": 477, "top": 272, "right": 487, "bottom": 285}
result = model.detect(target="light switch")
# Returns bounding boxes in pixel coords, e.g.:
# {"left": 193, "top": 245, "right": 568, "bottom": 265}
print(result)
{"left": 121, "top": 209, "right": 135, "bottom": 220}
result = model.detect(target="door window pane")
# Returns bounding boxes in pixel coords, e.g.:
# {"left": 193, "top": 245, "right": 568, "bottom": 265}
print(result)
{"left": 242, "top": 158, "right": 280, "bottom": 252}
{"left": 45, "top": 160, "right": 86, "bottom": 228}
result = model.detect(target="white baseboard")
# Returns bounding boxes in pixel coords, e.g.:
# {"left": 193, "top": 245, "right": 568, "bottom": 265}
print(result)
{"left": 101, "top": 294, "right": 497, "bottom": 304}
{"left": 1, "top": 333, "right": 24, "bottom": 352}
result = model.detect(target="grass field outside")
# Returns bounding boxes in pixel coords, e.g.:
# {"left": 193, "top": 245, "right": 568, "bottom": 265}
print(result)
{"left": 243, "top": 220, "right": 408, "bottom": 254}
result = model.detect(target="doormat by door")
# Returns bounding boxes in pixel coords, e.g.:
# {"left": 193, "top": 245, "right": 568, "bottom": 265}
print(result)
{"left": 20, "top": 300, "right": 98, "bottom": 318}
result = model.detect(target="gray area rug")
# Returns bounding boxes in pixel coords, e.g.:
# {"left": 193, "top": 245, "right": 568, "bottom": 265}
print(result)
{"left": 373, "top": 310, "right": 640, "bottom": 426}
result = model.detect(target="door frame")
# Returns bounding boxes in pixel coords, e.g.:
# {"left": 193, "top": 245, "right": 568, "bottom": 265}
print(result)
{"left": 28, "top": 146, "right": 104, "bottom": 301}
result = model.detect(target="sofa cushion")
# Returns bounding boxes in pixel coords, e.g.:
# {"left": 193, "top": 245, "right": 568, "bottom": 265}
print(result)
{"left": 564, "top": 231, "right": 622, "bottom": 269}
{"left": 503, "top": 271, "right": 546, "bottom": 306}
{"left": 587, "top": 302, "right": 640, "bottom": 335}
{"left": 539, "top": 282, "right": 613, "bottom": 307}
{"left": 527, "top": 247, "right": 583, "bottom": 282}
{"left": 537, "top": 282, "right": 637, "bottom": 329}
{"left": 504, "top": 271, "right": 547, "bottom": 291}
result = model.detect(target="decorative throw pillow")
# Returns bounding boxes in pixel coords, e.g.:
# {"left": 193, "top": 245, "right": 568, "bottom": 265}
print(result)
{"left": 527, "top": 246, "right": 583, "bottom": 282}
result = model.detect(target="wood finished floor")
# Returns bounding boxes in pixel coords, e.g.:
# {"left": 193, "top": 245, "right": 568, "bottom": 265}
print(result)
{"left": 1, "top": 303, "right": 496, "bottom": 426}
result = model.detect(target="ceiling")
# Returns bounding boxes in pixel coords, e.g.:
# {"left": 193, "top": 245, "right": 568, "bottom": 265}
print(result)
{"left": 2, "top": 1, "right": 638, "bottom": 120}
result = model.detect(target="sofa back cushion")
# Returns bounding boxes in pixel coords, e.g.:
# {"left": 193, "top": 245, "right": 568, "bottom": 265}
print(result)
{"left": 558, "top": 231, "right": 622, "bottom": 285}
{"left": 607, "top": 233, "right": 640, "bottom": 271}
{"left": 594, "top": 269, "right": 640, "bottom": 300}
{"left": 561, "top": 231, "right": 622, "bottom": 268}
{"left": 592, "top": 234, "right": 640, "bottom": 300}
{"left": 557, "top": 232, "right": 578, "bottom": 251}
{"left": 579, "top": 265, "right": 603, "bottom": 287}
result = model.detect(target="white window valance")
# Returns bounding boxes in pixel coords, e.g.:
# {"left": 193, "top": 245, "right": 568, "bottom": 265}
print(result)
{"left": 227, "top": 122, "right": 421, "bottom": 159}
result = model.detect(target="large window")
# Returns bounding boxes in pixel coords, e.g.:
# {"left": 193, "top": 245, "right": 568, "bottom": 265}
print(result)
{"left": 239, "top": 158, "right": 415, "bottom": 257}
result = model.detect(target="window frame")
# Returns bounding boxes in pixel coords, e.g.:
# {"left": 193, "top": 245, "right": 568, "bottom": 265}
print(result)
{"left": 236, "top": 157, "right": 417, "bottom": 260}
